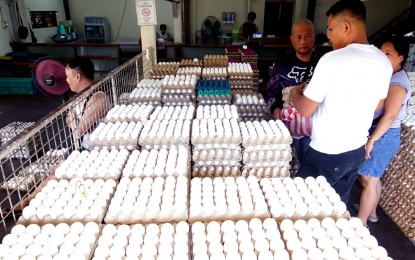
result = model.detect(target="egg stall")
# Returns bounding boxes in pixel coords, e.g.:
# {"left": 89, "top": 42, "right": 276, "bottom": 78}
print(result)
{"left": 0, "top": 47, "right": 391, "bottom": 259}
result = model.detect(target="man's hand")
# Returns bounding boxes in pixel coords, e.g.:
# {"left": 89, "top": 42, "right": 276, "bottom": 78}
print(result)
{"left": 273, "top": 108, "right": 282, "bottom": 120}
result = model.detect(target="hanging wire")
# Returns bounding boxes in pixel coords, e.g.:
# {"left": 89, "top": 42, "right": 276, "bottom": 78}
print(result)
{"left": 101, "top": 0, "right": 128, "bottom": 73}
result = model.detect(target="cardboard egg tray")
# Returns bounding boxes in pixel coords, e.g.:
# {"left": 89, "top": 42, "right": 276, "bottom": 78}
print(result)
{"left": 225, "top": 47, "right": 241, "bottom": 61}
{"left": 380, "top": 124, "right": 415, "bottom": 241}
{"left": 180, "top": 59, "right": 203, "bottom": 67}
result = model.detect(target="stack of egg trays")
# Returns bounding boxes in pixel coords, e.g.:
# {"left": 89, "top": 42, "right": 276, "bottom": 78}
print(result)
{"left": 150, "top": 62, "right": 180, "bottom": 79}
{"left": 161, "top": 76, "right": 197, "bottom": 106}
{"left": 104, "top": 104, "right": 155, "bottom": 124}
{"left": 121, "top": 147, "right": 191, "bottom": 179}
{"left": 380, "top": 124, "right": 415, "bottom": 241}
{"left": 124, "top": 78, "right": 162, "bottom": 105}
{"left": 191, "top": 117, "right": 242, "bottom": 177}
{"left": 0, "top": 149, "right": 68, "bottom": 191}
{"left": 232, "top": 91, "right": 271, "bottom": 122}
{"left": 0, "top": 121, "right": 41, "bottom": 159}
{"left": 197, "top": 79, "right": 231, "bottom": 105}
{"left": 240, "top": 120, "right": 293, "bottom": 178}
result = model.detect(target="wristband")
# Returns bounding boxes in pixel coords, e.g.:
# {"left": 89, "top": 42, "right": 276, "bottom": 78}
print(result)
{"left": 367, "top": 135, "right": 376, "bottom": 143}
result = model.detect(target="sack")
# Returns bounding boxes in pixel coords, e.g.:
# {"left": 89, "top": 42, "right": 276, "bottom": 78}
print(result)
{"left": 280, "top": 107, "right": 312, "bottom": 138}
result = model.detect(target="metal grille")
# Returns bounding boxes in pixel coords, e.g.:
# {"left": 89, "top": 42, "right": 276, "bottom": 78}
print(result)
{"left": 0, "top": 48, "right": 155, "bottom": 236}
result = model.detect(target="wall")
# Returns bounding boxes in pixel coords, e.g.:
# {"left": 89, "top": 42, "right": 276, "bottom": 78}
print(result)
{"left": 69, "top": 0, "right": 174, "bottom": 43}
{"left": 0, "top": 0, "right": 13, "bottom": 55}
{"left": 23, "top": 0, "right": 66, "bottom": 42}
{"left": 313, "top": 0, "right": 411, "bottom": 36}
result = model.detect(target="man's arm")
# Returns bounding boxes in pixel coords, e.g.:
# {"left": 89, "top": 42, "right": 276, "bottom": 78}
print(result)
{"left": 289, "top": 83, "right": 320, "bottom": 116}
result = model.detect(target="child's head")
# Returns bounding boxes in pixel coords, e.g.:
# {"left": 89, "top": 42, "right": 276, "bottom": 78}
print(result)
{"left": 160, "top": 24, "right": 167, "bottom": 35}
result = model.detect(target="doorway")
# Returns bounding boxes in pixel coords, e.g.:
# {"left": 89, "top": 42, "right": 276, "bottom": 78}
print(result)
{"left": 263, "top": 0, "right": 294, "bottom": 37}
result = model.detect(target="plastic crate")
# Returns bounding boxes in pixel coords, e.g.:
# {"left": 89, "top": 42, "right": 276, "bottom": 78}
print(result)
{"left": 0, "top": 78, "right": 37, "bottom": 95}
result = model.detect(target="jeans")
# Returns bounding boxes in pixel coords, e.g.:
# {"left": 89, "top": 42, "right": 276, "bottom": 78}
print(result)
{"left": 295, "top": 145, "right": 366, "bottom": 203}
{"left": 292, "top": 136, "right": 311, "bottom": 165}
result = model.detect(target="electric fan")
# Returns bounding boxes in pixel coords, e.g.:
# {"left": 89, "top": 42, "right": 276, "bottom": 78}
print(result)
{"left": 201, "top": 16, "right": 221, "bottom": 44}
{"left": 33, "top": 59, "right": 69, "bottom": 96}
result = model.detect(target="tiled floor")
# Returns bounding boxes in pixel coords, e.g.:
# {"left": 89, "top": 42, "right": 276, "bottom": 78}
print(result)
{"left": 0, "top": 93, "right": 414, "bottom": 258}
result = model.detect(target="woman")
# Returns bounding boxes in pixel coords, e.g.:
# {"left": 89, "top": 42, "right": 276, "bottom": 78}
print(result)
{"left": 357, "top": 37, "right": 411, "bottom": 227}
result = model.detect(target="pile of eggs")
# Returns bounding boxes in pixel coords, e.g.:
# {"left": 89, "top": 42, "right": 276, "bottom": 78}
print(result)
{"left": 402, "top": 106, "right": 415, "bottom": 128}
{"left": 139, "top": 119, "right": 191, "bottom": 149}
{"left": 227, "top": 63, "right": 254, "bottom": 78}
{"left": 195, "top": 105, "right": 239, "bottom": 120}
{"left": 282, "top": 86, "right": 296, "bottom": 108}
{"left": 192, "top": 164, "right": 241, "bottom": 178}
{"left": 240, "top": 120, "right": 292, "bottom": 177}
{"left": 234, "top": 93, "right": 266, "bottom": 106}
{"left": 122, "top": 147, "right": 189, "bottom": 178}
{"left": 93, "top": 222, "right": 189, "bottom": 259}
{"left": 259, "top": 177, "right": 348, "bottom": 220}
{"left": 0, "top": 222, "right": 99, "bottom": 259}
{"left": 189, "top": 177, "right": 269, "bottom": 222}
{"left": 192, "top": 148, "right": 241, "bottom": 165}
{"left": 127, "top": 87, "right": 161, "bottom": 105}
{"left": 150, "top": 106, "right": 195, "bottom": 121}
{"left": 161, "top": 75, "right": 197, "bottom": 90}
{"left": 105, "top": 104, "right": 154, "bottom": 123}
{"left": 88, "top": 121, "right": 143, "bottom": 150}
{"left": 191, "top": 218, "right": 288, "bottom": 260}
{"left": 55, "top": 149, "right": 129, "bottom": 180}
{"left": 127, "top": 79, "right": 162, "bottom": 105}
{"left": 105, "top": 176, "right": 188, "bottom": 224}
{"left": 18, "top": 178, "right": 116, "bottom": 225}
{"left": 191, "top": 118, "right": 241, "bottom": 147}
{"left": 161, "top": 75, "right": 197, "bottom": 106}
{"left": 278, "top": 217, "right": 390, "bottom": 260}
{"left": 176, "top": 67, "right": 202, "bottom": 77}
{"left": 203, "top": 55, "right": 229, "bottom": 67}
{"left": 202, "top": 67, "right": 227, "bottom": 79}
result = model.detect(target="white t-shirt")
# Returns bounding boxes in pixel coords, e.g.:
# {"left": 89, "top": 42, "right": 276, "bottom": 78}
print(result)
{"left": 304, "top": 43, "right": 392, "bottom": 154}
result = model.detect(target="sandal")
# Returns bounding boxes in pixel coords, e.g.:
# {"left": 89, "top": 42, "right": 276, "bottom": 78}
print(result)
{"left": 353, "top": 204, "right": 379, "bottom": 223}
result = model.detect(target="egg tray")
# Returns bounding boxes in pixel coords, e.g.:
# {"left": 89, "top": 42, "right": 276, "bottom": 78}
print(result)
{"left": 241, "top": 166, "right": 291, "bottom": 178}
{"left": 380, "top": 142, "right": 415, "bottom": 240}
{"left": 229, "top": 79, "right": 255, "bottom": 87}
{"left": 162, "top": 101, "right": 197, "bottom": 107}
{"left": 227, "top": 72, "right": 254, "bottom": 79}
{"left": 161, "top": 84, "right": 197, "bottom": 91}
{"left": 104, "top": 105, "right": 155, "bottom": 124}
{"left": 149, "top": 106, "right": 196, "bottom": 121}
{"left": 197, "top": 98, "right": 232, "bottom": 106}
{"left": 175, "top": 68, "right": 202, "bottom": 77}
{"left": 17, "top": 179, "right": 117, "bottom": 226}
{"left": 189, "top": 218, "right": 287, "bottom": 259}
{"left": 243, "top": 150, "right": 292, "bottom": 163}
{"left": 188, "top": 177, "right": 271, "bottom": 223}
{"left": 259, "top": 177, "right": 351, "bottom": 222}
{"left": 180, "top": 59, "right": 203, "bottom": 67}
{"left": 104, "top": 177, "right": 189, "bottom": 225}
{"left": 225, "top": 48, "right": 241, "bottom": 60}
{"left": 193, "top": 160, "right": 242, "bottom": 168}
{"left": 2, "top": 222, "right": 101, "bottom": 260}
{"left": 276, "top": 218, "right": 387, "bottom": 259}
{"left": 192, "top": 148, "right": 242, "bottom": 162}
{"left": 203, "top": 60, "right": 229, "bottom": 68}
{"left": 192, "top": 166, "right": 241, "bottom": 178}
{"left": 232, "top": 91, "right": 267, "bottom": 105}
{"left": 0, "top": 153, "right": 65, "bottom": 191}
{"left": 91, "top": 223, "right": 191, "bottom": 260}
{"left": 161, "top": 93, "right": 196, "bottom": 101}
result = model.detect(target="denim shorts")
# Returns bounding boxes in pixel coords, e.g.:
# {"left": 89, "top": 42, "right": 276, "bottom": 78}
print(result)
{"left": 359, "top": 127, "right": 401, "bottom": 178}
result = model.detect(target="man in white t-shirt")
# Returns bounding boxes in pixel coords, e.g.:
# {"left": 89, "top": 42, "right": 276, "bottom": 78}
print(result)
{"left": 289, "top": 0, "right": 392, "bottom": 203}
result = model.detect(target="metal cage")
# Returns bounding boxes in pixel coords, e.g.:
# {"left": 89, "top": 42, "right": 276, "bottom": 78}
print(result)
{"left": 0, "top": 48, "right": 155, "bottom": 238}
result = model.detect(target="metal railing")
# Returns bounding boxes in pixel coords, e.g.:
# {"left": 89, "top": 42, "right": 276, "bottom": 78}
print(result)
{"left": 0, "top": 48, "right": 155, "bottom": 236}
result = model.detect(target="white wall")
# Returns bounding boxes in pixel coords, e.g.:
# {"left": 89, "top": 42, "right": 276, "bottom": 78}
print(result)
{"left": 0, "top": 0, "right": 13, "bottom": 55}
{"left": 313, "top": 0, "right": 411, "bottom": 35}
{"left": 69, "top": 0, "right": 174, "bottom": 43}
{"left": 23, "top": 0, "right": 66, "bottom": 42}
